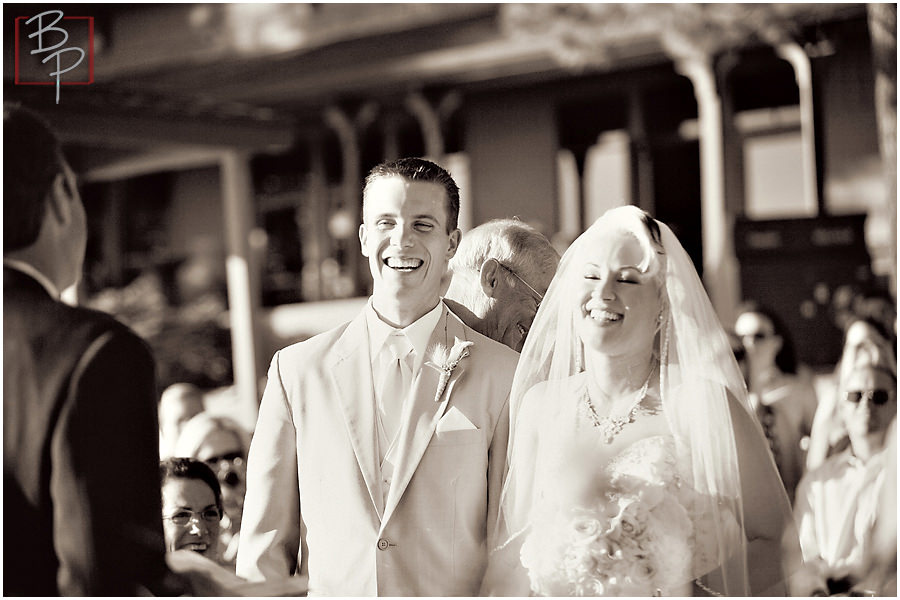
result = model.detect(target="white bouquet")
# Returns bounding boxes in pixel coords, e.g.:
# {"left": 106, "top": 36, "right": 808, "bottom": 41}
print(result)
{"left": 521, "top": 481, "right": 693, "bottom": 596}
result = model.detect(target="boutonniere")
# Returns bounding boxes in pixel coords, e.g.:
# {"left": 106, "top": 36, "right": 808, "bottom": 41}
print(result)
{"left": 426, "top": 339, "right": 473, "bottom": 402}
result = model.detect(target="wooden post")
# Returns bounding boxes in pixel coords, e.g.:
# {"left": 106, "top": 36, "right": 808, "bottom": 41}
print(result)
{"left": 776, "top": 43, "right": 819, "bottom": 214}
{"left": 405, "top": 92, "right": 445, "bottom": 161}
{"left": 220, "top": 149, "right": 260, "bottom": 427}
{"left": 675, "top": 56, "right": 740, "bottom": 325}
{"left": 324, "top": 104, "right": 377, "bottom": 295}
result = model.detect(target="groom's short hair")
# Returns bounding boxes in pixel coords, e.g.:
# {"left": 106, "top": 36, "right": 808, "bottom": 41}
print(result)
{"left": 4, "top": 103, "right": 64, "bottom": 252}
{"left": 362, "top": 157, "right": 460, "bottom": 233}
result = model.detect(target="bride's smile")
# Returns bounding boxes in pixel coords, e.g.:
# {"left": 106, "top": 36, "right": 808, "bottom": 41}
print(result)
{"left": 586, "top": 306, "right": 622, "bottom": 323}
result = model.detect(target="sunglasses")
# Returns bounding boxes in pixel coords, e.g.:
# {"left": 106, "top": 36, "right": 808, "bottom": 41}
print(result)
{"left": 844, "top": 389, "right": 895, "bottom": 405}
{"left": 741, "top": 332, "right": 772, "bottom": 342}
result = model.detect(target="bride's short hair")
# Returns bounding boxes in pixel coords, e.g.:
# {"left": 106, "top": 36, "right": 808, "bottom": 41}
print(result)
{"left": 575, "top": 205, "right": 667, "bottom": 286}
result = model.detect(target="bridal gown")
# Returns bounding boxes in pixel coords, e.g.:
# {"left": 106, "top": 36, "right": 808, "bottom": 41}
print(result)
{"left": 498, "top": 374, "right": 740, "bottom": 597}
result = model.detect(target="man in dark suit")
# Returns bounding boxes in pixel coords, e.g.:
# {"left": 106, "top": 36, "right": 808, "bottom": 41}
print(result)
{"left": 2, "top": 103, "right": 185, "bottom": 595}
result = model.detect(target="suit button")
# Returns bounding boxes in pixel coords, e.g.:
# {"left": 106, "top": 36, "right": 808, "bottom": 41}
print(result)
{"left": 377, "top": 538, "right": 390, "bottom": 551}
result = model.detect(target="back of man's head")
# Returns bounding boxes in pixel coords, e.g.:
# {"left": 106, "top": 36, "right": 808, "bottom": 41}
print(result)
{"left": 450, "top": 219, "right": 558, "bottom": 290}
{"left": 4, "top": 103, "right": 63, "bottom": 253}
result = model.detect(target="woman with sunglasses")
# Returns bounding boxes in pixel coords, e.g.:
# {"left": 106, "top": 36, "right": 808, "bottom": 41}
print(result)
{"left": 734, "top": 303, "right": 819, "bottom": 504}
{"left": 791, "top": 362, "right": 897, "bottom": 596}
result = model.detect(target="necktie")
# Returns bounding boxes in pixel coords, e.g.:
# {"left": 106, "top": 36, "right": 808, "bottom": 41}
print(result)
{"left": 380, "top": 332, "right": 413, "bottom": 443}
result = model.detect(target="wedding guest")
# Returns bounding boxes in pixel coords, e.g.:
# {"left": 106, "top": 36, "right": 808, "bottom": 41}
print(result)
{"left": 237, "top": 158, "right": 518, "bottom": 595}
{"left": 159, "top": 382, "right": 205, "bottom": 459}
{"left": 790, "top": 363, "right": 897, "bottom": 596}
{"left": 444, "top": 218, "right": 559, "bottom": 352}
{"left": 160, "top": 458, "right": 223, "bottom": 561}
{"left": 484, "top": 206, "right": 798, "bottom": 596}
{"left": 727, "top": 328, "right": 750, "bottom": 384}
{"left": 807, "top": 315, "right": 897, "bottom": 471}
{"left": 174, "top": 413, "right": 250, "bottom": 569}
{"left": 2, "top": 103, "right": 186, "bottom": 595}
{"left": 865, "top": 417, "right": 897, "bottom": 596}
{"left": 734, "top": 302, "right": 818, "bottom": 503}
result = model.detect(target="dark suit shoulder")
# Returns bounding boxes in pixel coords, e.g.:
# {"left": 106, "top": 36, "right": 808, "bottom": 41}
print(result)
{"left": 54, "top": 302, "right": 153, "bottom": 360}
{"left": 5, "top": 274, "right": 149, "bottom": 358}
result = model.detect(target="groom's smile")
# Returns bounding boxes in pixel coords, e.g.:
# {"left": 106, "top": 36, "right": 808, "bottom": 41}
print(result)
{"left": 383, "top": 256, "right": 424, "bottom": 272}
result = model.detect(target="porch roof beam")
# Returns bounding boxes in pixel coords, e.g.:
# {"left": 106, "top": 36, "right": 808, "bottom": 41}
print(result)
{"left": 43, "top": 109, "right": 294, "bottom": 153}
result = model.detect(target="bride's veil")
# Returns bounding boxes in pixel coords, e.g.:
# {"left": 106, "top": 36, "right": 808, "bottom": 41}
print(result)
{"left": 491, "top": 205, "right": 798, "bottom": 596}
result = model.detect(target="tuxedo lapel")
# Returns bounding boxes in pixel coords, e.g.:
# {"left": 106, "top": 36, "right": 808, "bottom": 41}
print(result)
{"left": 381, "top": 306, "right": 469, "bottom": 527}
{"left": 330, "top": 313, "right": 384, "bottom": 519}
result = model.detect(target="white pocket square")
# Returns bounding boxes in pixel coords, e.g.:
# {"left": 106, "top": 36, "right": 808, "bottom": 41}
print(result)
{"left": 436, "top": 406, "right": 478, "bottom": 433}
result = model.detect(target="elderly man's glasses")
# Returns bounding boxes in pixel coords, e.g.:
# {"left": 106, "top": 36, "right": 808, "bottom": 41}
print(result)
{"left": 497, "top": 263, "right": 543, "bottom": 307}
{"left": 844, "top": 389, "right": 895, "bottom": 405}
{"left": 164, "top": 507, "right": 221, "bottom": 526}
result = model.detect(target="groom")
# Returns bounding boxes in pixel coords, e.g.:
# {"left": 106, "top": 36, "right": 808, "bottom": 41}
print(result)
{"left": 236, "top": 158, "right": 518, "bottom": 595}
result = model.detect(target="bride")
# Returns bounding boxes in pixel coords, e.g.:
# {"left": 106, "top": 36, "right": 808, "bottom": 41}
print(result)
{"left": 483, "top": 206, "right": 798, "bottom": 596}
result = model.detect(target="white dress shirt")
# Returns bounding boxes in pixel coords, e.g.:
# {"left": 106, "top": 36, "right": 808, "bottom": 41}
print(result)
{"left": 791, "top": 446, "right": 889, "bottom": 594}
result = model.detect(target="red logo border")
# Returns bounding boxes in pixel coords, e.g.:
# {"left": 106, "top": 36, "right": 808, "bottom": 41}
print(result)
{"left": 14, "top": 16, "right": 95, "bottom": 85}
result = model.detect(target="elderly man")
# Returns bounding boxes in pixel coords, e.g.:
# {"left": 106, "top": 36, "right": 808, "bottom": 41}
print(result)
{"left": 444, "top": 219, "right": 559, "bottom": 352}
{"left": 791, "top": 362, "right": 897, "bottom": 596}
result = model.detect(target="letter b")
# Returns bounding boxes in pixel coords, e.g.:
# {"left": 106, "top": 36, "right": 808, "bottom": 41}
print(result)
{"left": 26, "top": 10, "right": 68, "bottom": 54}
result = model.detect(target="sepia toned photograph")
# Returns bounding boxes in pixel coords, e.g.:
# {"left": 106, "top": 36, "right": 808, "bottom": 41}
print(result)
{"left": 3, "top": 3, "right": 896, "bottom": 596}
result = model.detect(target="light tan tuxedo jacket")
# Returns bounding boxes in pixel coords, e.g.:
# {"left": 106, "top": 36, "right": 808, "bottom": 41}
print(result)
{"left": 236, "top": 302, "right": 517, "bottom": 596}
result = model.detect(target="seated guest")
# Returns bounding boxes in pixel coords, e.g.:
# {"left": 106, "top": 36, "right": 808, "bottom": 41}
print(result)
{"left": 158, "top": 383, "right": 205, "bottom": 459}
{"left": 734, "top": 303, "right": 818, "bottom": 503}
{"left": 444, "top": 218, "right": 559, "bottom": 351}
{"left": 161, "top": 459, "right": 310, "bottom": 596}
{"left": 807, "top": 315, "right": 897, "bottom": 471}
{"left": 160, "top": 458, "right": 222, "bottom": 562}
{"left": 174, "top": 413, "right": 250, "bottom": 569}
{"left": 791, "top": 363, "right": 897, "bottom": 596}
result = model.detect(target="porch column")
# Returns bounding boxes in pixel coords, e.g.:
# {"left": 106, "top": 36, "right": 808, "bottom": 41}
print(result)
{"left": 776, "top": 43, "right": 819, "bottom": 211}
{"left": 675, "top": 56, "right": 740, "bottom": 325}
{"left": 382, "top": 111, "right": 401, "bottom": 162}
{"left": 305, "top": 132, "right": 328, "bottom": 301}
{"left": 220, "top": 149, "right": 260, "bottom": 426}
{"left": 405, "top": 92, "right": 445, "bottom": 161}
{"left": 627, "top": 87, "right": 655, "bottom": 215}
{"left": 324, "top": 104, "right": 377, "bottom": 294}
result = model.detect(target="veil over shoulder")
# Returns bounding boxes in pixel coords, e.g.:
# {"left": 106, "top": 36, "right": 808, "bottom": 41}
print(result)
{"left": 487, "top": 206, "right": 799, "bottom": 596}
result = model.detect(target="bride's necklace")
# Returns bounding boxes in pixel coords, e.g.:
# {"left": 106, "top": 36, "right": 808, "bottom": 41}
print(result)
{"left": 581, "top": 369, "right": 653, "bottom": 444}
